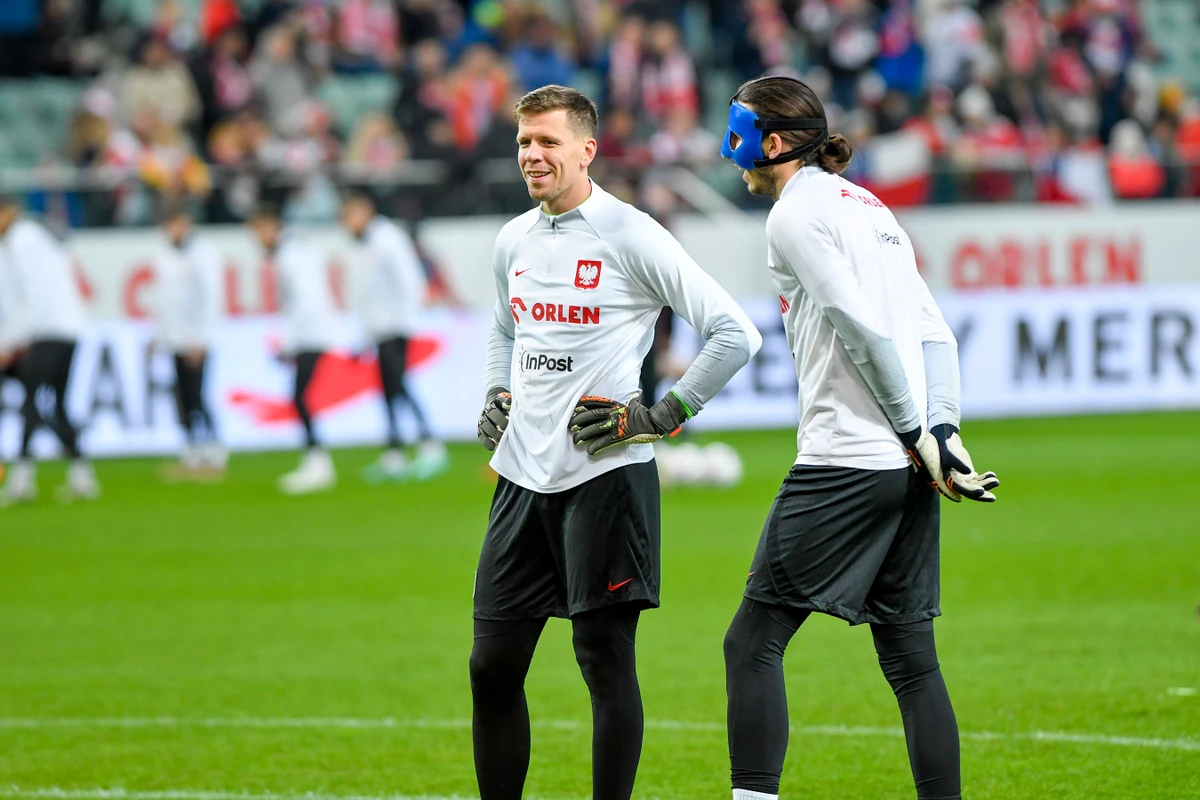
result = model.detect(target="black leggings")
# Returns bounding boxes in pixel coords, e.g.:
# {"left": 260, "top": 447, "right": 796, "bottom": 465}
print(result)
{"left": 724, "top": 599, "right": 960, "bottom": 799}
{"left": 293, "top": 351, "right": 322, "bottom": 448}
{"left": 173, "top": 353, "right": 216, "bottom": 445}
{"left": 18, "top": 339, "right": 80, "bottom": 459}
{"left": 469, "top": 606, "right": 644, "bottom": 800}
{"left": 376, "top": 336, "right": 431, "bottom": 448}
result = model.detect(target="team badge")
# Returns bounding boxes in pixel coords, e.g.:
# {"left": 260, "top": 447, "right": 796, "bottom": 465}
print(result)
{"left": 575, "top": 260, "right": 602, "bottom": 290}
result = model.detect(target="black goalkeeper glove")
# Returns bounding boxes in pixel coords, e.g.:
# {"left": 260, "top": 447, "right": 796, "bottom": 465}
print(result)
{"left": 569, "top": 391, "right": 689, "bottom": 456}
{"left": 931, "top": 423, "right": 1000, "bottom": 502}
{"left": 476, "top": 386, "right": 512, "bottom": 451}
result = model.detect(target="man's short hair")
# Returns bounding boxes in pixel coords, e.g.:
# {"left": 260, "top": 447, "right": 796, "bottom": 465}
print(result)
{"left": 0, "top": 192, "right": 22, "bottom": 211}
{"left": 513, "top": 85, "right": 598, "bottom": 139}
{"left": 341, "top": 187, "right": 376, "bottom": 208}
{"left": 158, "top": 196, "right": 192, "bottom": 223}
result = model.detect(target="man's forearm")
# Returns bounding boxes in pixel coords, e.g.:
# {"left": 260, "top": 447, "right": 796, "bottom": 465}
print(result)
{"left": 484, "top": 319, "right": 515, "bottom": 397}
{"left": 668, "top": 312, "right": 758, "bottom": 417}
{"left": 922, "top": 339, "right": 961, "bottom": 429}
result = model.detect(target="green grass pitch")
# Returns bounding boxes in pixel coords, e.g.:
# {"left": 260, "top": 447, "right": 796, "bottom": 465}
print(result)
{"left": 1, "top": 413, "right": 1198, "bottom": 799}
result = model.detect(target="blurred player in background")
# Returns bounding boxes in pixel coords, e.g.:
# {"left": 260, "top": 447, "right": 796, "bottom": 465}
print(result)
{"left": 151, "top": 199, "right": 225, "bottom": 479}
{"left": 471, "top": 85, "right": 762, "bottom": 800}
{"left": 718, "top": 77, "right": 1000, "bottom": 800}
{"left": 248, "top": 203, "right": 339, "bottom": 495}
{"left": 0, "top": 227, "right": 27, "bottom": 484}
{"left": 339, "top": 191, "right": 447, "bottom": 484}
{"left": 0, "top": 196, "right": 98, "bottom": 503}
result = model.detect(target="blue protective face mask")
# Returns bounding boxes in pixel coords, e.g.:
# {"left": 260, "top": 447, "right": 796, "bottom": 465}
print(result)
{"left": 719, "top": 98, "right": 829, "bottom": 170}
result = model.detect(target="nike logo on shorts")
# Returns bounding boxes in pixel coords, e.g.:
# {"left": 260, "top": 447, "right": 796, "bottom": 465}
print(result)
{"left": 607, "top": 578, "right": 633, "bottom": 592}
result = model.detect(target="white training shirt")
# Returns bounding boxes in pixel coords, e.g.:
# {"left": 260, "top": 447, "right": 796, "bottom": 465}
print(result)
{"left": 271, "top": 233, "right": 340, "bottom": 354}
{"left": 767, "top": 167, "right": 957, "bottom": 470}
{"left": 152, "top": 235, "right": 223, "bottom": 352}
{"left": 487, "top": 181, "right": 761, "bottom": 493}
{"left": 0, "top": 247, "right": 25, "bottom": 351}
{"left": 349, "top": 216, "right": 428, "bottom": 341}
{"left": 1, "top": 217, "right": 86, "bottom": 341}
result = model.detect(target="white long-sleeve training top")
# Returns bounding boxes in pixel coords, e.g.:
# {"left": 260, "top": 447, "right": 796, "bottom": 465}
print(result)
{"left": 350, "top": 216, "right": 428, "bottom": 341}
{"left": 487, "top": 181, "right": 762, "bottom": 493}
{"left": 152, "top": 235, "right": 223, "bottom": 352}
{"left": 1, "top": 217, "right": 86, "bottom": 341}
{"left": 272, "top": 233, "right": 340, "bottom": 354}
{"left": 767, "top": 166, "right": 960, "bottom": 471}
{"left": 0, "top": 248, "right": 25, "bottom": 351}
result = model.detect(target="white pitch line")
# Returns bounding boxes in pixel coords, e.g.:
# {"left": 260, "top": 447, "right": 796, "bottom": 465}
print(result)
{"left": 0, "top": 717, "right": 1196, "bottom": 752}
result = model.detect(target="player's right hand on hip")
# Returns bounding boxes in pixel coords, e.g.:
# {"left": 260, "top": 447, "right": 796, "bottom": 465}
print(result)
{"left": 931, "top": 424, "right": 1000, "bottom": 502}
{"left": 477, "top": 387, "right": 512, "bottom": 451}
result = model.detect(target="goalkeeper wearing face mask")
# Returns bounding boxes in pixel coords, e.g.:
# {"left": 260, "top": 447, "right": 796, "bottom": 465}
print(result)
{"left": 717, "top": 76, "right": 1000, "bottom": 800}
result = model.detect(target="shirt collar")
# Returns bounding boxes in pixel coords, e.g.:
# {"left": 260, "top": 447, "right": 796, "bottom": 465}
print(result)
{"left": 778, "top": 166, "right": 825, "bottom": 201}
{"left": 538, "top": 179, "right": 603, "bottom": 225}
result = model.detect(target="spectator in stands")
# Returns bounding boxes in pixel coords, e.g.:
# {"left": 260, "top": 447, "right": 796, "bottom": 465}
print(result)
{"left": 640, "top": 20, "right": 698, "bottom": 123}
{"left": 509, "top": 11, "right": 576, "bottom": 93}
{"left": 1107, "top": 119, "right": 1164, "bottom": 200}
{"left": 331, "top": 0, "right": 402, "bottom": 73}
{"left": 251, "top": 24, "right": 312, "bottom": 136}
{"left": 819, "top": 0, "right": 879, "bottom": 110}
{"left": 444, "top": 44, "right": 510, "bottom": 150}
{"left": 921, "top": 0, "right": 986, "bottom": 91}
{"left": 393, "top": 38, "right": 450, "bottom": 141}
{"left": 606, "top": 14, "right": 645, "bottom": 111}
{"left": 138, "top": 118, "right": 212, "bottom": 203}
{"left": 648, "top": 106, "right": 718, "bottom": 168}
{"left": 875, "top": 0, "right": 924, "bottom": 97}
{"left": 122, "top": 34, "right": 202, "bottom": 134}
{"left": 345, "top": 112, "right": 408, "bottom": 172}
{"left": 192, "top": 24, "right": 254, "bottom": 142}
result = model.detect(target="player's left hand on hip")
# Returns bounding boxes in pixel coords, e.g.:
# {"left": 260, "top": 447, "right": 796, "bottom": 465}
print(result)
{"left": 570, "top": 391, "right": 688, "bottom": 456}
{"left": 898, "top": 425, "right": 957, "bottom": 501}
{"left": 931, "top": 423, "right": 1000, "bottom": 502}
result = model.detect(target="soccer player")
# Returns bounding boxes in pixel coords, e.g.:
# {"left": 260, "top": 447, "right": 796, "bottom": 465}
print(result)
{"left": 152, "top": 200, "right": 225, "bottom": 478}
{"left": 471, "top": 85, "right": 762, "bottom": 800}
{"left": 717, "top": 76, "right": 1000, "bottom": 800}
{"left": 0, "top": 196, "right": 98, "bottom": 502}
{"left": 247, "top": 202, "right": 339, "bottom": 494}
{"left": 339, "top": 191, "right": 447, "bottom": 483}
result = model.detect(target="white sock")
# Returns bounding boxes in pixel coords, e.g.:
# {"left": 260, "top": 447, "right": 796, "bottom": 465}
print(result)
{"left": 733, "top": 790, "right": 778, "bottom": 800}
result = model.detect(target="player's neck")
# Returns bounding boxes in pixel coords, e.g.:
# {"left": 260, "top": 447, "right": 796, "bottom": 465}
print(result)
{"left": 541, "top": 177, "right": 593, "bottom": 216}
{"left": 771, "top": 164, "right": 802, "bottom": 202}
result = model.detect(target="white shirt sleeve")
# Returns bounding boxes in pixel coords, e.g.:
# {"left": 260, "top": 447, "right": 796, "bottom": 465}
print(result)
{"left": 198, "top": 242, "right": 223, "bottom": 347}
{"left": 913, "top": 271, "right": 960, "bottom": 429}
{"left": 484, "top": 227, "right": 517, "bottom": 397}
{"left": 769, "top": 212, "right": 921, "bottom": 434}
{"left": 624, "top": 219, "right": 762, "bottom": 415}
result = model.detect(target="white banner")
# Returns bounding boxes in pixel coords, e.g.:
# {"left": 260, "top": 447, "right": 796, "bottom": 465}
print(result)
{"left": 2, "top": 284, "right": 1197, "bottom": 458}
{"left": 52, "top": 201, "right": 1200, "bottom": 319}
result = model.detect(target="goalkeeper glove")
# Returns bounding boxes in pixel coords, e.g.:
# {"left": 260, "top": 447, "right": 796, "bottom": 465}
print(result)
{"left": 931, "top": 423, "right": 1000, "bottom": 502}
{"left": 898, "top": 425, "right": 956, "bottom": 500}
{"left": 476, "top": 387, "right": 512, "bottom": 452}
{"left": 569, "top": 391, "right": 689, "bottom": 456}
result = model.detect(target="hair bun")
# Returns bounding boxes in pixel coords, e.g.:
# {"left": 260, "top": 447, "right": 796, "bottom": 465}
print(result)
{"left": 817, "top": 134, "right": 853, "bottom": 175}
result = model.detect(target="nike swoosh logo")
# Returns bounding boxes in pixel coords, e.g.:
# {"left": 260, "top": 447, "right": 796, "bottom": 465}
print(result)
{"left": 514, "top": 268, "right": 532, "bottom": 277}
{"left": 607, "top": 579, "right": 633, "bottom": 592}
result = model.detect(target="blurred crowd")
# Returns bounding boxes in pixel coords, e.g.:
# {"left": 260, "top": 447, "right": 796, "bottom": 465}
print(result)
{"left": 1, "top": 0, "right": 1199, "bottom": 226}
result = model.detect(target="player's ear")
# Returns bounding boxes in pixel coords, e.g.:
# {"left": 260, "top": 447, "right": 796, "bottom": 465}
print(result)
{"left": 580, "top": 136, "right": 597, "bottom": 169}
{"left": 764, "top": 132, "right": 785, "bottom": 160}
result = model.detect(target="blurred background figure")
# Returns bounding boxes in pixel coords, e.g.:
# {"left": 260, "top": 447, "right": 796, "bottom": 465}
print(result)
{"left": 247, "top": 202, "right": 338, "bottom": 495}
{"left": 0, "top": 196, "right": 96, "bottom": 504}
{"left": 340, "top": 190, "right": 446, "bottom": 484}
{"left": 151, "top": 198, "right": 225, "bottom": 480}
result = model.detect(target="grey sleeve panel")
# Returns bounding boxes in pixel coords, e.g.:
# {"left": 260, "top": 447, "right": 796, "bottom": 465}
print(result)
{"left": 668, "top": 311, "right": 756, "bottom": 415}
{"left": 485, "top": 316, "right": 515, "bottom": 395}
{"left": 922, "top": 338, "right": 961, "bottom": 429}
{"left": 825, "top": 306, "right": 921, "bottom": 434}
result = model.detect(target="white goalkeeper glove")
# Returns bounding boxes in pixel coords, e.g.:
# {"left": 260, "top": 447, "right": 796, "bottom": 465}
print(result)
{"left": 931, "top": 424, "right": 1000, "bottom": 502}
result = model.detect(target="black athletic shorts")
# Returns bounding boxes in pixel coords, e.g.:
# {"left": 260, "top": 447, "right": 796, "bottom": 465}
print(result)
{"left": 473, "top": 460, "right": 661, "bottom": 621}
{"left": 744, "top": 465, "right": 941, "bottom": 626}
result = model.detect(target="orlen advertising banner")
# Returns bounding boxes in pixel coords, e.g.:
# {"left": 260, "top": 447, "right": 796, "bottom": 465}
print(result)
{"left": 1, "top": 284, "right": 1196, "bottom": 458}
{"left": 62, "top": 202, "right": 1200, "bottom": 318}
{"left": 677, "top": 283, "right": 1200, "bottom": 429}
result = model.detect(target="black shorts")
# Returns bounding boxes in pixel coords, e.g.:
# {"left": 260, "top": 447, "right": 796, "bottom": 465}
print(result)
{"left": 474, "top": 461, "right": 661, "bottom": 621}
{"left": 744, "top": 465, "right": 941, "bottom": 626}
